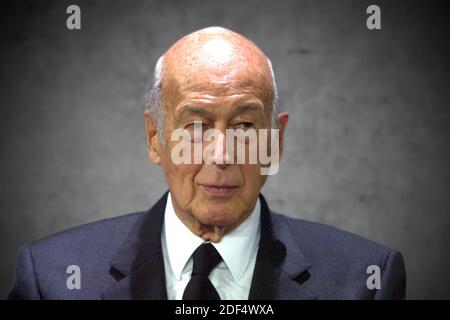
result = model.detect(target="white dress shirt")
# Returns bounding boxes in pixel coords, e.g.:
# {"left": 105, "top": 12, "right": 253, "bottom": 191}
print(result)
{"left": 161, "top": 192, "right": 261, "bottom": 300}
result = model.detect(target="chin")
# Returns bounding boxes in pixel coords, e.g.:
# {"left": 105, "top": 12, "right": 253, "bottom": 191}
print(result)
{"left": 196, "top": 207, "right": 236, "bottom": 228}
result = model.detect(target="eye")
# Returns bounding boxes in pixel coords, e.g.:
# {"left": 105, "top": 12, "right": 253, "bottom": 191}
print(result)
{"left": 184, "top": 121, "right": 207, "bottom": 130}
{"left": 234, "top": 122, "right": 254, "bottom": 130}
{"left": 184, "top": 121, "right": 207, "bottom": 142}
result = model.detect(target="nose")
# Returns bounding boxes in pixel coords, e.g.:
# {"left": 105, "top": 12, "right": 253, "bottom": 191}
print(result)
{"left": 210, "top": 130, "right": 232, "bottom": 168}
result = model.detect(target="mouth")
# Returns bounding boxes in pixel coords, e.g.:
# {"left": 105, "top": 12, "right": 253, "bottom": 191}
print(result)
{"left": 200, "top": 183, "right": 239, "bottom": 197}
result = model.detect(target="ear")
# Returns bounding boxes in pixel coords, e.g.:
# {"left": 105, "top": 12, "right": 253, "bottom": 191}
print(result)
{"left": 276, "top": 112, "right": 289, "bottom": 159}
{"left": 144, "top": 110, "right": 162, "bottom": 165}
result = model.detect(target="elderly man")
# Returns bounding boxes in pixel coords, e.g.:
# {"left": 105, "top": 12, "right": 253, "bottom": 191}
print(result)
{"left": 8, "top": 27, "right": 406, "bottom": 300}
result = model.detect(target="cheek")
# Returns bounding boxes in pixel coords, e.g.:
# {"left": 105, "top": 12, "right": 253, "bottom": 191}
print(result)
{"left": 161, "top": 154, "right": 202, "bottom": 204}
{"left": 245, "top": 163, "right": 263, "bottom": 177}
{"left": 240, "top": 165, "right": 264, "bottom": 196}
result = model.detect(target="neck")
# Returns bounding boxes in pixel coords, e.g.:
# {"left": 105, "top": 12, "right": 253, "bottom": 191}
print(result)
{"left": 172, "top": 207, "right": 252, "bottom": 243}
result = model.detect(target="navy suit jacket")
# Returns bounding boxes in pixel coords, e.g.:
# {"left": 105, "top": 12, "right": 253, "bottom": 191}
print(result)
{"left": 8, "top": 192, "right": 406, "bottom": 299}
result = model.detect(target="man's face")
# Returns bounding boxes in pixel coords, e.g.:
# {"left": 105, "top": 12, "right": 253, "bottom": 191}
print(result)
{"left": 160, "top": 78, "right": 272, "bottom": 235}
{"left": 145, "top": 35, "right": 286, "bottom": 241}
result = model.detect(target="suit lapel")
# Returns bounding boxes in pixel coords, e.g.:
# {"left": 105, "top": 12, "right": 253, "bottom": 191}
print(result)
{"left": 249, "top": 194, "right": 317, "bottom": 300}
{"left": 102, "top": 191, "right": 316, "bottom": 300}
{"left": 102, "top": 192, "right": 169, "bottom": 300}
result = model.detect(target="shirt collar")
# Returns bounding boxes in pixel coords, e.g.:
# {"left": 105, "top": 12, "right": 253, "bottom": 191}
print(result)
{"left": 163, "top": 192, "right": 261, "bottom": 282}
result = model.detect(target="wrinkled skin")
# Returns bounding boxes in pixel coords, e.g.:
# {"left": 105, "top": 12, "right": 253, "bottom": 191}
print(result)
{"left": 145, "top": 27, "right": 289, "bottom": 242}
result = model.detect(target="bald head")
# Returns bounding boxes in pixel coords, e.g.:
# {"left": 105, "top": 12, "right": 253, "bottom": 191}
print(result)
{"left": 163, "top": 27, "right": 274, "bottom": 97}
{"left": 145, "top": 27, "right": 279, "bottom": 140}
{"left": 143, "top": 28, "right": 288, "bottom": 240}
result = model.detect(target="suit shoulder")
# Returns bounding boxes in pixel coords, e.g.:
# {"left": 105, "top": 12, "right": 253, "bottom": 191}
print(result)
{"left": 28, "top": 210, "right": 146, "bottom": 254}
{"left": 271, "top": 212, "right": 399, "bottom": 260}
{"left": 271, "top": 212, "right": 406, "bottom": 299}
{"left": 12, "top": 210, "right": 149, "bottom": 299}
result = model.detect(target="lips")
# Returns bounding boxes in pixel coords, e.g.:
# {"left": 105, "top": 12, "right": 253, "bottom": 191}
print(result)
{"left": 200, "top": 183, "right": 238, "bottom": 197}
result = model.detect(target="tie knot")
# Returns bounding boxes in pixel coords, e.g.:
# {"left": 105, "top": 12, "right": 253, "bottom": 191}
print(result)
{"left": 191, "top": 243, "right": 222, "bottom": 276}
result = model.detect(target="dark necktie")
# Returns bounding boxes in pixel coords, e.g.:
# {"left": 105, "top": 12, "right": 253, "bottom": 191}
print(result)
{"left": 182, "top": 242, "right": 222, "bottom": 300}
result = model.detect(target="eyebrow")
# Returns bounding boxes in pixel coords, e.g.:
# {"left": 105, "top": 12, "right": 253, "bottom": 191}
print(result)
{"left": 175, "top": 103, "right": 265, "bottom": 125}
{"left": 175, "top": 106, "right": 215, "bottom": 125}
{"left": 231, "top": 103, "right": 265, "bottom": 122}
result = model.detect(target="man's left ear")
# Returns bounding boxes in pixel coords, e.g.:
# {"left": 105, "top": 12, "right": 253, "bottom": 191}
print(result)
{"left": 277, "top": 112, "right": 289, "bottom": 159}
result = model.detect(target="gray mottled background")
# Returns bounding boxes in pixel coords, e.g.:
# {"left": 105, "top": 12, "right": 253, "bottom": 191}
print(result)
{"left": 1, "top": 0, "right": 449, "bottom": 299}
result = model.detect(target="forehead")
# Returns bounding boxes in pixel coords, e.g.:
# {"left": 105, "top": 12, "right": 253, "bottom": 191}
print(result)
{"left": 161, "top": 59, "right": 273, "bottom": 112}
{"left": 160, "top": 33, "right": 275, "bottom": 114}
{"left": 181, "top": 72, "right": 269, "bottom": 99}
